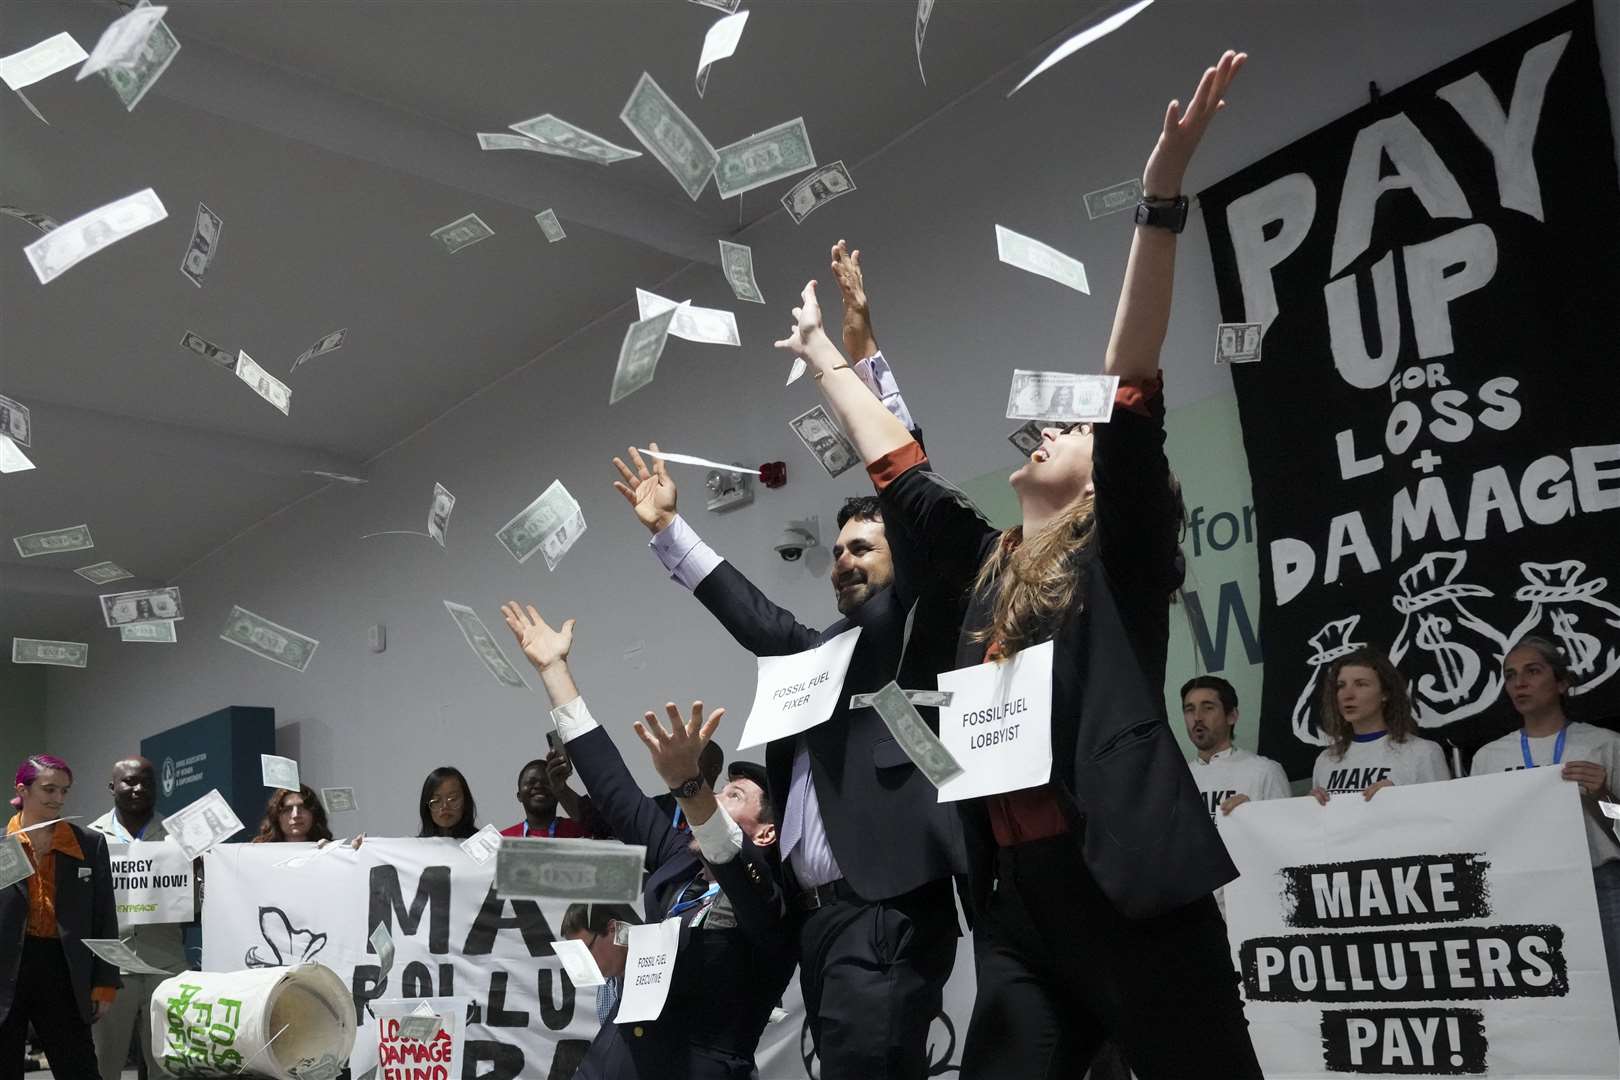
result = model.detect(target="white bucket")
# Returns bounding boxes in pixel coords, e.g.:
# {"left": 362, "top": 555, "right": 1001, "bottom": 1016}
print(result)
{"left": 150, "top": 963, "right": 356, "bottom": 1079}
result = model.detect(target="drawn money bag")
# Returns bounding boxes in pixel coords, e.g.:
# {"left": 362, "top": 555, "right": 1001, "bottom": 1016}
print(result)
{"left": 1292, "top": 616, "right": 1367, "bottom": 747}
{"left": 1389, "top": 551, "right": 1507, "bottom": 728}
{"left": 1510, "top": 561, "right": 1620, "bottom": 696}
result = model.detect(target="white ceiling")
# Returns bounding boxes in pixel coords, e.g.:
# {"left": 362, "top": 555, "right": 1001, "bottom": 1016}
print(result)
{"left": 0, "top": 0, "right": 1095, "bottom": 641}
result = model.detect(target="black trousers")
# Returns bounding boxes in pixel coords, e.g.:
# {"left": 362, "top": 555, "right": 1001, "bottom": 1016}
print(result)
{"left": 792, "top": 877, "right": 958, "bottom": 1080}
{"left": 960, "top": 836, "right": 1262, "bottom": 1080}
{"left": 1, "top": 936, "right": 102, "bottom": 1080}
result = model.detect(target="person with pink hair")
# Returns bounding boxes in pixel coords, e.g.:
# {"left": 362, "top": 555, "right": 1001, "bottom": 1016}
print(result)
{"left": 2, "top": 754, "right": 121, "bottom": 1077}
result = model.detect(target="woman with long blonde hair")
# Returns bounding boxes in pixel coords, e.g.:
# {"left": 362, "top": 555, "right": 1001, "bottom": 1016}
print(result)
{"left": 775, "top": 50, "right": 1258, "bottom": 1080}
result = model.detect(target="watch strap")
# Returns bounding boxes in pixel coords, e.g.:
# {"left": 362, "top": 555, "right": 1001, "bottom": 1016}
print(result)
{"left": 670, "top": 776, "right": 704, "bottom": 798}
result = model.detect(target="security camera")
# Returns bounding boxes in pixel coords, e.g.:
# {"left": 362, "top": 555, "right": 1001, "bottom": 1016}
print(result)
{"left": 775, "top": 521, "right": 819, "bottom": 562}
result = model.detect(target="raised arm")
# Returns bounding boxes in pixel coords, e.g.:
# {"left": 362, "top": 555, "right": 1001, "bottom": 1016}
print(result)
{"left": 831, "top": 239, "right": 878, "bottom": 362}
{"left": 1105, "top": 50, "right": 1246, "bottom": 381}
{"left": 777, "top": 280, "right": 913, "bottom": 466}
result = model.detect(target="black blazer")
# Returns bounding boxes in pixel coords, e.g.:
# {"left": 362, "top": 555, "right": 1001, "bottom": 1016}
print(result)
{"left": 876, "top": 386, "right": 1238, "bottom": 920}
{"left": 566, "top": 725, "right": 796, "bottom": 1079}
{"left": 691, "top": 560, "right": 969, "bottom": 903}
{"left": 1, "top": 822, "right": 121, "bottom": 1024}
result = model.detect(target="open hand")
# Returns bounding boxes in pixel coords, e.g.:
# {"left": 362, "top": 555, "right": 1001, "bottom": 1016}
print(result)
{"left": 830, "top": 240, "right": 875, "bottom": 360}
{"left": 611, "top": 444, "right": 678, "bottom": 534}
{"left": 773, "top": 280, "right": 828, "bottom": 359}
{"left": 500, "top": 602, "right": 575, "bottom": 672}
{"left": 633, "top": 700, "right": 724, "bottom": 791}
{"left": 1142, "top": 49, "right": 1247, "bottom": 198}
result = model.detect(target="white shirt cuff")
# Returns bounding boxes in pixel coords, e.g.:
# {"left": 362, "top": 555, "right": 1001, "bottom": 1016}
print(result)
{"left": 551, "top": 696, "right": 600, "bottom": 743}
{"left": 688, "top": 800, "right": 744, "bottom": 865}
{"left": 648, "top": 514, "right": 723, "bottom": 591}
{"left": 852, "top": 351, "right": 916, "bottom": 432}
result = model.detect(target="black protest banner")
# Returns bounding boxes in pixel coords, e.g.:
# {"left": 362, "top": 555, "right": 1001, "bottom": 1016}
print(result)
{"left": 1199, "top": 0, "right": 1620, "bottom": 777}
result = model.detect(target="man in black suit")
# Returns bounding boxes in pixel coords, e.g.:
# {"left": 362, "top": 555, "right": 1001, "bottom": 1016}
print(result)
{"left": 3, "top": 754, "right": 121, "bottom": 1078}
{"left": 606, "top": 241, "right": 967, "bottom": 1080}
{"left": 500, "top": 602, "right": 796, "bottom": 1080}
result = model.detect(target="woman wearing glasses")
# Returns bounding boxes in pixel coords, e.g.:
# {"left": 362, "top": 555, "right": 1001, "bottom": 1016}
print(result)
{"left": 417, "top": 766, "right": 481, "bottom": 840}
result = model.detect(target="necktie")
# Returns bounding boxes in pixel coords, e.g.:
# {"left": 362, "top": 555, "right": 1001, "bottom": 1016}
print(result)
{"left": 779, "top": 745, "right": 812, "bottom": 859}
{"left": 596, "top": 978, "right": 620, "bottom": 1023}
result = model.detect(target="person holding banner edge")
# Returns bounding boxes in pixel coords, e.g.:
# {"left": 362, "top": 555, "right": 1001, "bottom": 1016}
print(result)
{"left": 609, "top": 239, "right": 967, "bottom": 1080}
{"left": 87, "top": 755, "right": 188, "bottom": 1080}
{"left": 499, "top": 601, "right": 797, "bottom": 1080}
{"left": 1469, "top": 635, "right": 1620, "bottom": 1029}
{"left": 1308, "top": 647, "right": 1451, "bottom": 803}
{"left": 775, "top": 50, "right": 1260, "bottom": 1078}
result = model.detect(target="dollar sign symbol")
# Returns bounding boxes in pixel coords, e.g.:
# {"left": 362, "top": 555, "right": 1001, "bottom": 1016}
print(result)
{"left": 1550, "top": 609, "right": 1602, "bottom": 677}
{"left": 1414, "top": 612, "right": 1480, "bottom": 707}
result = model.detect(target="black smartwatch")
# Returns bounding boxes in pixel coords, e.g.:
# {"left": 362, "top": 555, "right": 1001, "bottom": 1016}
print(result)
{"left": 1134, "top": 194, "right": 1189, "bottom": 234}
{"left": 669, "top": 776, "right": 705, "bottom": 799}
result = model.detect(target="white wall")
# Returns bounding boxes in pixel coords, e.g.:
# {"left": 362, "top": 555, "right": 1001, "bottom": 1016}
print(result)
{"left": 42, "top": 0, "right": 1619, "bottom": 835}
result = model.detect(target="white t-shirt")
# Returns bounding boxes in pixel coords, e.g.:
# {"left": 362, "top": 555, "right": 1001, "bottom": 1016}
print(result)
{"left": 1311, "top": 732, "right": 1451, "bottom": 796}
{"left": 1469, "top": 721, "right": 1620, "bottom": 869}
{"left": 1188, "top": 746, "right": 1291, "bottom": 819}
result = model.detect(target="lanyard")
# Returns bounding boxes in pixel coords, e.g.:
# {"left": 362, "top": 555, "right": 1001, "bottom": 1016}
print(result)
{"left": 1520, "top": 726, "right": 1568, "bottom": 769}
{"left": 667, "top": 875, "right": 719, "bottom": 917}
{"left": 671, "top": 804, "right": 685, "bottom": 831}
{"left": 524, "top": 819, "right": 558, "bottom": 838}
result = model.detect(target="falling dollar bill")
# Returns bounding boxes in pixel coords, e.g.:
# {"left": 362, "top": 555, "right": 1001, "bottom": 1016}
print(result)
{"left": 609, "top": 303, "right": 682, "bottom": 404}
{"left": 1010, "top": 0, "right": 1156, "bottom": 98}
{"left": 717, "top": 239, "right": 763, "bottom": 303}
{"left": 869, "top": 682, "right": 964, "bottom": 788}
{"left": 1006, "top": 420, "right": 1044, "bottom": 456}
{"left": 535, "top": 209, "right": 566, "bottom": 242}
{"left": 687, "top": 0, "right": 741, "bottom": 12}
{"left": 0, "top": 33, "right": 87, "bottom": 90}
{"left": 289, "top": 328, "right": 347, "bottom": 374}
{"left": 77, "top": 5, "right": 167, "bottom": 80}
{"left": 398, "top": 1004, "right": 443, "bottom": 1044}
{"left": 1005, "top": 370, "right": 1119, "bottom": 424}
{"left": 915, "top": 0, "right": 935, "bottom": 84}
{"left": 121, "top": 620, "right": 176, "bottom": 644}
{"left": 163, "top": 789, "right": 243, "bottom": 860}
{"left": 620, "top": 73, "right": 718, "bottom": 201}
{"left": 23, "top": 188, "right": 167, "bottom": 284}
{"left": 0, "top": 834, "right": 34, "bottom": 890}
{"left": 179, "top": 331, "right": 234, "bottom": 369}
{"left": 80, "top": 938, "right": 178, "bottom": 976}
{"left": 261, "top": 754, "right": 300, "bottom": 792}
{"left": 0, "top": 205, "right": 60, "bottom": 234}
{"left": 696, "top": 9, "right": 748, "bottom": 97}
{"left": 14, "top": 524, "right": 94, "bottom": 558}
{"left": 0, "top": 394, "right": 30, "bottom": 446}
{"left": 1214, "top": 321, "right": 1263, "bottom": 365}
{"left": 12, "top": 638, "right": 88, "bottom": 668}
{"left": 495, "top": 836, "right": 646, "bottom": 904}
{"left": 506, "top": 115, "right": 642, "bottom": 164}
{"left": 101, "top": 12, "right": 178, "bottom": 111}
{"left": 477, "top": 132, "right": 552, "bottom": 153}
{"left": 789, "top": 404, "right": 858, "bottom": 478}
{"left": 427, "top": 483, "right": 455, "bottom": 547}
{"left": 220, "top": 605, "right": 319, "bottom": 672}
{"left": 75, "top": 561, "right": 131, "bottom": 585}
{"left": 101, "top": 587, "right": 183, "bottom": 628}
{"left": 324, "top": 787, "right": 359, "bottom": 815}
{"left": 635, "top": 288, "right": 739, "bottom": 347}
{"left": 443, "top": 601, "right": 528, "bottom": 688}
{"left": 995, "top": 225, "right": 1089, "bottom": 295}
{"left": 496, "top": 479, "right": 585, "bottom": 570}
{"left": 234, "top": 351, "right": 291, "bottom": 415}
{"left": 780, "top": 161, "right": 855, "bottom": 224}
{"left": 304, "top": 469, "right": 367, "bottom": 484}
{"left": 460, "top": 823, "right": 502, "bottom": 865}
{"left": 553, "top": 937, "right": 606, "bottom": 988}
{"left": 714, "top": 116, "right": 814, "bottom": 199}
{"left": 179, "top": 202, "right": 221, "bottom": 287}
{"left": 431, "top": 212, "right": 493, "bottom": 254}
{"left": 849, "top": 688, "right": 953, "bottom": 710}
{"left": 1083, "top": 178, "right": 1143, "bottom": 220}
